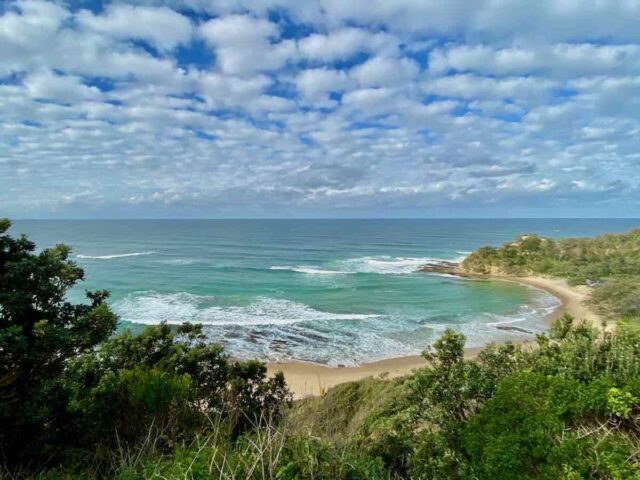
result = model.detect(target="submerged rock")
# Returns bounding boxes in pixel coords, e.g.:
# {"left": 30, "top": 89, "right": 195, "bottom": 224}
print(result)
{"left": 496, "top": 325, "right": 533, "bottom": 334}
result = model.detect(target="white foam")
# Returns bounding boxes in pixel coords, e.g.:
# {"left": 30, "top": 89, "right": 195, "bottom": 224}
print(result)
{"left": 114, "top": 286, "right": 561, "bottom": 366}
{"left": 271, "top": 255, "right": 465, "bottom": 276}
{"left": 115, "top": 293, "right": 381, "bottom": 326}
{"left": 157, "top": 258, "right": 202, "bottom": 265}
{"left": 77, "top": 251, "right": 155, "bottom": 260}
{"left": 270, "top": 265, "right": 345, "bottom": 275}
{"left": 336, "top": 256, "right": 457, "bottom": 275}
{"left": 486, "top": 293, "right": 560, "bottom": 327}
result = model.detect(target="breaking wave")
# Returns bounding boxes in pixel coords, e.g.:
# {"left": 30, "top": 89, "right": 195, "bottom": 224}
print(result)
{"left": 336, "top": 256, "right": 453, "bottom": 274}
{"left": 270, "top": 255, "right": 464, "bottom": 276}
{"left": 270, "top": 266, "right": 345, "bottom": 275}
{"left": 114, "top": 293, "right": 382, "bottom": 326}
{"left": 113, "top": 285, "right": 560, "bottom": 365}
{"left": 156, "top": 258, "right": 203, "bottom": 265}
{"left": 77, "top": 251, "right": 155, "bottom": 260}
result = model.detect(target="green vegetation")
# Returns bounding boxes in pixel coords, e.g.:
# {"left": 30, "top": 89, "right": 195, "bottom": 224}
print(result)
{"left": 589, "top": 276, "right": 640, "bottom": 321}
{"left": 462, "top": 228, "right": 640, "bottom": 324}
{"left": 462, "top": 229, "right": 640, "bottom": 284}
{"left": 2, "top": 220, "right": 640, "bottom": 479}
{"left": 288, "top": 319, "right": 640, "bottom": 479}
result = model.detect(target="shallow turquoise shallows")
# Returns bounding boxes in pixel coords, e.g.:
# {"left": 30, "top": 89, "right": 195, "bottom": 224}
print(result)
{"left": 12, "top": 219, "right": 638, "bottom": 365}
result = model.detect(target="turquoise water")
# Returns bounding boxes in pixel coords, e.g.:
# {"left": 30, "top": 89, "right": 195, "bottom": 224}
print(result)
{"left": 11, "top": 219, "right": 639, "bottom": 365}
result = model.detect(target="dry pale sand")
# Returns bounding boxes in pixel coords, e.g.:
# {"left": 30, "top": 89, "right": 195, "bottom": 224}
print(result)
{"left": 267, "top": 275, "right": 602, "bottom": 398}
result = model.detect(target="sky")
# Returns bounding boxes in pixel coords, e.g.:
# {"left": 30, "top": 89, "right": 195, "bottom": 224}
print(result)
{"left": 1, "top": 0, "right": 640, "bottom": 218}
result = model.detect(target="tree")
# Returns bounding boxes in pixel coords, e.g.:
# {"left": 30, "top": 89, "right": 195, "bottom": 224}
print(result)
{"left": 63, "top": 323, "right": 290, "bottom": 445}
{"left": 0, "top": 218, "right": 118, "bottom": 461}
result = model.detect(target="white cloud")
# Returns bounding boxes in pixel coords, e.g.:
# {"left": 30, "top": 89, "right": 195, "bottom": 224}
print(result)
{"left": 118, "top": 0, "right": 640, "bottom": 42}
{"left": 298, "top": 28, "right": 398, "bottom": 61}
{"left": 199, "top": 14, "right": 295, "bottom": 75}
{"left": 0, "top": 0, "right": 639, "bottom": 217}
{"left": 295, "top": 68, "right": 352, "bottom": 101}
{"left": 317, "top": 0, "right": 640, "bottom": 42}
{"left": 429, "top": 44, "right": 640, "bottom": 78}
{"left": 199, "top": 14, "right": 277, "bottom": 45}
{"left": 0, "top": 0, "right": 70, "bottom": 75}
{"left": 23, "top": 69, "right": 102, "bottom": 103}
{"left": 77, "top": 5, "right": 193, "bottom": 50}
{"left": 197, "top": 71, "right": 272, "bottom": 107}
{"left": 0, "top": 1, "right": 185, "bottom": 82}
{"left": 351, "top": 56, "right": 420, "bottom": 88}
{"left": 423, "top": 74, "right": 556, "bottom": 104}
{"left": 341, "top": 87, "right": 395, "bottom": 110}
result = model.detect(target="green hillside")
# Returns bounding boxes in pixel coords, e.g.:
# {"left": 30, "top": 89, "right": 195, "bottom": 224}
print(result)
{"left": 462, "top": 229, "right": 640, "bottom": 324}
{"left": 462, "top": 229, "right": 640, "bottom": 283}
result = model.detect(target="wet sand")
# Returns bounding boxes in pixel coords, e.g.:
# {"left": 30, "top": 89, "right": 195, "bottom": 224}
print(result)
{"left": 267, "top": 275, "right": 601, "bottom": 398}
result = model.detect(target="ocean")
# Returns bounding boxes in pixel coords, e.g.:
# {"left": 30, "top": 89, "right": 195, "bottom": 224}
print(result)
{"left": 11, "top": 219, "right": 639, "bottom": 365}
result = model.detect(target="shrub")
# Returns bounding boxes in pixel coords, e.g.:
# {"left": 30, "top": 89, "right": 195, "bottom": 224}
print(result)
{"left": 463, "top": 372, "right": 577, "bottom": 479}
{"left": 0, "top": 219, "right": 118, "bottom": 462}
{"left": 590, "top": 277, "right": 640, "bottom": 320}
{"left": 62, "top": 322, "right": 290, "bottom": 452}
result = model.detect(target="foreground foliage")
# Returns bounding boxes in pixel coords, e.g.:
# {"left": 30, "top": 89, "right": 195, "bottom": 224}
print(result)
{"left": 289, "top": 318, "right": 640, "bottom": 479}
{"left": 76, "top": 317, "right": 637, "bottom": 480}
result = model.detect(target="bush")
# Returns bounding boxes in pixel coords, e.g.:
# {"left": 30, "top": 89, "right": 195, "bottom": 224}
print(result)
{"left": 0, "top": 219, "right": 290, "bottom": 474}
{"left": 590, "top": 277, "right": 640, "bottom": 320}
{"left": 463, "top": 372, "right": 577, "bottom": 479}
{"left": 0, "top": 219, "right": 118, "bottom": 462}
{"left": 63, "top": 322, "right": 289, "bottom": 448}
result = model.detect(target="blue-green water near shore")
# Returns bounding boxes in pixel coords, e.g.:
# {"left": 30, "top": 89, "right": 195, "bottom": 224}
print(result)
{"left": 11, "top": 219, "right": 639, "bottom": 365}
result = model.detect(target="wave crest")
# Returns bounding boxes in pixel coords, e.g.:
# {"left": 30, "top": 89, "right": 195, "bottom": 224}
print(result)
{"left": 270, "top": 266, "right": 344, "bottom": 275}
{"left": 270, "top": 255, "right": 464, "bottom": 276}
{"left": 115, "top": 293, "right": 381, "bottom": 326}
{"left": 77, "top": 251, "right": 155, "bottom": 260}
{"left": 337, "top": 256, "right": 459, "bottom": 275}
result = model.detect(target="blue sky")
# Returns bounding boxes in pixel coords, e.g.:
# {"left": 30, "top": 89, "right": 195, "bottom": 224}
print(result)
{"left": 1, "top": 0, "right": 640, "bottom": 218}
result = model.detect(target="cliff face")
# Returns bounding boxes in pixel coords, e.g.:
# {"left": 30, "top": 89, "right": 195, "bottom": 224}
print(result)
{"left": 418, "top": 260, "right": 517, "bottom": 277}
{"left": 419, "top": 234, "right": 552, "bottom": 277}
{"left": 461, "top": 255, "right": 528, "bottom": 277}
{"left": 459, "top": 234, "right": 553, "bottom": 277}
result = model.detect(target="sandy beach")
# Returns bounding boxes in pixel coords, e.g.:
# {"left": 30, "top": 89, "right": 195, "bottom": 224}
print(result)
{"left": 267, "top": 275, "right": 602, "bottom": 398}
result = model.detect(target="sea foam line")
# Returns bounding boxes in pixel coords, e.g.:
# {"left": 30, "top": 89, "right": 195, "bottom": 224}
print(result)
{"left": 270, "top": 266, "right": 345, "bottom": 275}
{"left": 77, "top": 251, "right": 155, "bottom": 260}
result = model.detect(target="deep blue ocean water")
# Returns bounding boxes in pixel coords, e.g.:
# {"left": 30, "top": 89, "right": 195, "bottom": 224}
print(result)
{"left": 11, "top": 219, "right": 639, "bottom": 365}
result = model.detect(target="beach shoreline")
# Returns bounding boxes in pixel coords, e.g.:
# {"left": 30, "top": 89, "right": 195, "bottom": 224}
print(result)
{"left": 267, "top": 274, "right": 602, "bottom": 398}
